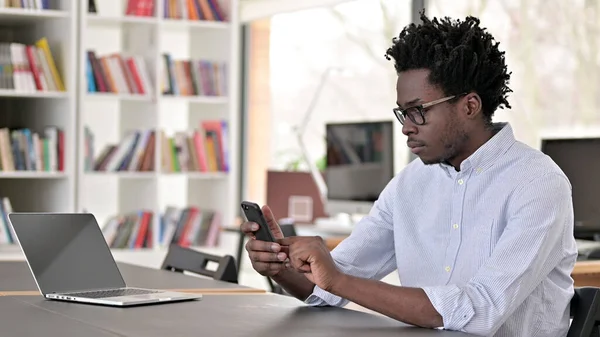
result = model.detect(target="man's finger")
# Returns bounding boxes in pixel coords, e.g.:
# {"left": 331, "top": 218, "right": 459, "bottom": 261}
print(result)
{"left": 277, "top": 236, "right": 304, "bottom": 246}
{"left": 246, "top": 239, "right": 281, "bottom": 253}
{"left": 248, "top": 251, "right": 288, "bottom": 263}
{"left": 262, "top": 205, "right": 276, "bottom": 224}
{"left": 285, "top": 262, "right": 311, "bottom": 273}
{"left": 254, "top": 262, "right": 285, "bottom": 274}
{"left": 240, "top": 221, "right": 260, "bottom": 234}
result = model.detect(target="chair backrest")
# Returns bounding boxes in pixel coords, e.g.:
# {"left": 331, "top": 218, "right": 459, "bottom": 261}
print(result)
{"left": 280, "top": 223, "right": 297, "bottom": 237}
{"left": 161, "top": 244, "right": 238, "bottom": 284}
{"left": 568, "top": 287, "right": 600, "bottom": 337}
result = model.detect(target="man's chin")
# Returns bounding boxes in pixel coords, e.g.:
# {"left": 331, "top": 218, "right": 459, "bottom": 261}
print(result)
{"left": 419, "top": 156, "right": 443, "bottom": 165}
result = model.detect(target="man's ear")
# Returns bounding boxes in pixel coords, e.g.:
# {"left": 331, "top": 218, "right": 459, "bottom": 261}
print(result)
{"left": 464, "top": 93, "right": 483, "bottom": 119}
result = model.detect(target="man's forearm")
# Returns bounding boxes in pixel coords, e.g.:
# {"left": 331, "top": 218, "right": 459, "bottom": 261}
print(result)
{"left": 271, "top": 268, "right": 315, "bottom": 301}
{"left": 329, "top": 274, "right": 443, "bottom": 329}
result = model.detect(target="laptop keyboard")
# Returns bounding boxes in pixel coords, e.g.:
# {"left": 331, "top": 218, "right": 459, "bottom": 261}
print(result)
{"left": 65, "top": 288, "right": 161, "bottom": 299}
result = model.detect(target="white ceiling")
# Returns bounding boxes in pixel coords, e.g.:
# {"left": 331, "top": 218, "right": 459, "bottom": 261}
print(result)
{"left": 240, "top": 0, "right": 354, "bottom": 22}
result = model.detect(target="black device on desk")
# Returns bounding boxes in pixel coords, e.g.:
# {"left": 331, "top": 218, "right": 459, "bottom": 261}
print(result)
{"left": 7, "top": 213, "right": 201, "bottom": 307}
{"left": 241, "top": 201, "right": 276, "bottom": 242}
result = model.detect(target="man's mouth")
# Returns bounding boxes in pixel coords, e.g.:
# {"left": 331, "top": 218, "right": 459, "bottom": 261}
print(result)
{"left": 407, "top": 141, "right": 425, "bottom": 154}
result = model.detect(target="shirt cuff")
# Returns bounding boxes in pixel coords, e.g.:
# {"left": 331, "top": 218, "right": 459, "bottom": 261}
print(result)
{"left": 304, "top": 285, "right": 347, "bottom": 307}
{"left": 421, "top": 284, "right": 475, "bottom": 331}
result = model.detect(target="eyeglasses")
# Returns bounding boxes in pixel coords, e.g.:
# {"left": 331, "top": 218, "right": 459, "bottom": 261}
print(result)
{"left": 393, "top": 94, "right": 465, "bottom": 125}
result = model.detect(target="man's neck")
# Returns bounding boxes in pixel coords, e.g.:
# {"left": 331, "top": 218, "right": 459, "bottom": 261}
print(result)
{"left": 448, "top": 125, "right": 497, "bottom": 171}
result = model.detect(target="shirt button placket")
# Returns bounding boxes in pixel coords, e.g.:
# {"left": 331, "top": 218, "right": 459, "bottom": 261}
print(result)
{"left": 446, "top": 175, "right": 467, "bottom": 282}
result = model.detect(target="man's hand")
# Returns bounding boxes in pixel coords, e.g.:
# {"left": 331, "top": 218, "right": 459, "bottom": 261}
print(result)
{"left": 278, "top": 236, "right": 343, "bottom": 292}
{"left": 241, "top": 205, "right": 287, "bottom": 277}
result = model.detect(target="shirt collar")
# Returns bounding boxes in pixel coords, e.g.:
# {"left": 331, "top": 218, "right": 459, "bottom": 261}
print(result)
{"left": 439, "top": 122, "right": 516, "bottom": 174}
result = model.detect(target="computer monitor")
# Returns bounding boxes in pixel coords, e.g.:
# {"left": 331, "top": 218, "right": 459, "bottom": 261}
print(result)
{"left": 324, "top": 121, "right": 394, "bottom": 216}
{"left": 541, "top": 137, "right": 600, "bottom": 239}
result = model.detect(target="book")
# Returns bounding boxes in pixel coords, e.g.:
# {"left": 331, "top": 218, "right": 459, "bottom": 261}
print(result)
{"left": 160, "top": 120, "right": 228, "bottom": 173}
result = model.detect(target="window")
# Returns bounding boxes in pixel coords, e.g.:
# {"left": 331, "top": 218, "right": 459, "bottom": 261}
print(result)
{"left": 428, "top": 0, "right": 600, "bottom": 147}
{"left": 244, "top": 0, "right": 412, "bottom": 205}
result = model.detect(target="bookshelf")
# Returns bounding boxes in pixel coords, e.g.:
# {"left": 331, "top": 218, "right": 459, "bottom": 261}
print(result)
{"left": 77, "top": 0, "right": 241, "bottom": 260}
{"left": 0, "top": 0, "right": 77, "bottom": 247}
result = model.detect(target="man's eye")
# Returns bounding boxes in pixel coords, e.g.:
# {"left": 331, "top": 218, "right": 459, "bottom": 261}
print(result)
{"left": 405, "top": 107, "right": 420, "bottom": 116}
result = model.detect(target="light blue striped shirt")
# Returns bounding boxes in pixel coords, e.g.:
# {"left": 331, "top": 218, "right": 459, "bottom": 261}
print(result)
{"left": 305, "top": 123, "right": 578, "bottom": 337}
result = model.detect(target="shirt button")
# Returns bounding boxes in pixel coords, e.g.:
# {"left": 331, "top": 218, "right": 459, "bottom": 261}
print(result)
{"left": 453, "top": 223, "right": 459, "bottom": 229}
{"left": 445, "top": 266, "right": 451, "bottom": 272}
{"left": 457, "top": 179, "right": 464, "bottom": 185}
{"left": 476, "top": 167, "right": 483, "bottom": 173}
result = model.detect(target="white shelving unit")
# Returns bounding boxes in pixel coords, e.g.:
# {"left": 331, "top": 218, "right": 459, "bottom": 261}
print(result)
{"left": 0, "top": 1, "right": 77, "bottom": 222}
{"left": 77, "top": 0, "right": 241, "bottom": 262}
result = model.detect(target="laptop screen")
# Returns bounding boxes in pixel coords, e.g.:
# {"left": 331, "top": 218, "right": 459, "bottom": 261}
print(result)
{"left": 8, "top": 213, "right": 126, "bottom": 295}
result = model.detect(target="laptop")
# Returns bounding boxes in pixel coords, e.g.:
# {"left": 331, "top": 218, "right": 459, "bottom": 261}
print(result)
{"left": 8, "top": 212, "right": 202, "bottom": 307}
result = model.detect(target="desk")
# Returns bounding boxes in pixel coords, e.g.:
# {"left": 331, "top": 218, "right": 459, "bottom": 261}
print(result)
{"left": 0, "top": 261, "right": 264, "bottom": 294}
{"left": 0, "top": 294, "right": 474, "bottom": 336}
{"left": 572, "top": 260, "right": 600, "bottom": 287}
{"left": 1, "top": 296, "right": 118, "bottom": 337}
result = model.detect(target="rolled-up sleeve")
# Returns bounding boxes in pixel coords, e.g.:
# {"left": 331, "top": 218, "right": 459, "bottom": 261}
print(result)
{"left": 422, "top": 173, "right": 574, "bottom": 336}
{"left": 305, "top": 176, "right": 399, "bottom": 307}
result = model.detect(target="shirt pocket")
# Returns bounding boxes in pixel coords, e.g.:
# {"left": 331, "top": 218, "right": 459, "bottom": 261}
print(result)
{"left": 470, "top": 218, "right": 496, "bottom": 260}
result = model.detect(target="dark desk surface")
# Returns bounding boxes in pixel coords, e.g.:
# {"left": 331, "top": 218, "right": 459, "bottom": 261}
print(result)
{"left": 3, "top": 294, "right": 473, "bottom": 337}
{"left": 1, "top": 296, "right": 119, "bottom": 337}
{"left": 0, "top": 260, "right": 260, "bottom": 293}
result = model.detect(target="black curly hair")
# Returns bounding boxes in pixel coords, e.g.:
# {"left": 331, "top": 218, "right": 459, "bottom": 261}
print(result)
{"left": 385, "top": 11, "right": 512, "bottom": 124}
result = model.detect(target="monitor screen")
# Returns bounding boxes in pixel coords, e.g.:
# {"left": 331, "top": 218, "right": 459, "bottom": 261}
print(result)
{"left": 325, "top": 121, "right": 394, "bottom": 203}
{"left": 541, "top": 138, "right": 600, "bottom": 232}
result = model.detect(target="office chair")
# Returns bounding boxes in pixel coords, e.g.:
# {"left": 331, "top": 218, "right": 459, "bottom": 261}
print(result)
{"left": 568, "top": 287, "right": 600, "bottom": 337}
{"left": 161, "top": 244, "right": 238, "bottom": 284}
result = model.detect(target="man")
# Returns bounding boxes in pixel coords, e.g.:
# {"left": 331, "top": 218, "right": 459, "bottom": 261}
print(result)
{"left": 242, "top": 12, "right": 577, "bottom": 337}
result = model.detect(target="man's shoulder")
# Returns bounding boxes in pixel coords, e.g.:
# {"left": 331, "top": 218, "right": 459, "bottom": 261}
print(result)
{"left": 506, "top": 141, "right": 570, "bottom": 184}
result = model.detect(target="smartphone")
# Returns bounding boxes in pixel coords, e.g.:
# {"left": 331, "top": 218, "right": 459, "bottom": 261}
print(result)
{"left": 241, "top": 201, "right": 276, "bottom": 242}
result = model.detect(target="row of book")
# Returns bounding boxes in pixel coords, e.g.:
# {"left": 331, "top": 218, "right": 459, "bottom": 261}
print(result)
{"left": 0, "top": 197, "right": 15, "bottom": 245}
{"left": 102, "top": 210, "right": 154, "bottom": 249}
{"left": 100, "top": 205, "right": 221, "bottom": 249}
{"left": 161, "top": 54, "right": 227, "bottom": 97}
{"left": 0, "top": 127, "right": 64, "bottom": 172}
{"left": 86, "top": 51, "right": 154, "bottom": 96}
{"left": 161, "top": 205, "right": 221, "bottom": 248}
{"left": 0, "top": 0, "right": 49, "bottom": 9}
{"left": 88, "top": 0, "right": 154, "bottom": 17}
{"left": 162, "top": 120, "right": 228, "bottom": 173}
{"left": 84, "top": 120, "right": 228, "bottom": 173}
{"left": 89, "top": 0, "right": 227, "bottom": 21}
{"left": 87, "top": 128, "right": 156, "bottom": 172}
{"left": 164, "top": 0, "right": 226, "bottom": 21}
{"left": 125, "top": 0, "right": 154, "bottom": 16}
{"left": 0, "top": 38, "right": 65, "bottom": 92}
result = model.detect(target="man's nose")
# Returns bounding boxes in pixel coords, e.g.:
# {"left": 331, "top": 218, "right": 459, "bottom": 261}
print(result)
{"left": 402, "top": 119, "right": 418, "bottom": 136}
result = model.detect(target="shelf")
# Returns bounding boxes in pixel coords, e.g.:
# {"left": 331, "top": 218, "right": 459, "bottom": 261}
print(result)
{"left": 86, "top": 14, "right": 157, "bottom": 26}
{"left": 0, "top": 172, "right": 67, "bottom": 179}
{"left": 85, "top": 93, "right": 154, "bottom": 102}
{"left": 160, "top": 172, "right": 228, "bottom": 179}
{"left": 0, "top": 8, "right": 70, "bottom": 23}
{"left": 160, "top": 18, "right": 230, "bottom": 30}
{"left": 85, "top": 172, "right": 155, "bottom": 179}
{"left": 0, "top": 90, "right": 68, "bottom": 99}
{"left": 161, "top": 95, "right": 228, "bottom": 104}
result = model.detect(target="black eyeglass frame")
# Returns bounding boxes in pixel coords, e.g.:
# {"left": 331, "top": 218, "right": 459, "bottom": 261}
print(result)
{"left": 393, "top": 93, "right": 467, "bottom": 125}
